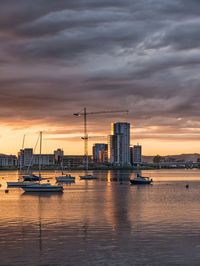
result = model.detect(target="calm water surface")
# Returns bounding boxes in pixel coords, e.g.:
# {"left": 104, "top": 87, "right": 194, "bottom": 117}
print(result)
{"left": 0, "top": 169, "right": 200, "bottom": 265}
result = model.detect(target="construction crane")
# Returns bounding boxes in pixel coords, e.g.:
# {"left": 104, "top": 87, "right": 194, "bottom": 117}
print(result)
{"left": 73, "top": 108, "right": 128, "bottom": 167}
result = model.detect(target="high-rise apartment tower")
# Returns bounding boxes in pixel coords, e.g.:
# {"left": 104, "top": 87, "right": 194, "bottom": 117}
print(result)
{"left": 108, "top": 122, "right": 130, "bottom": 165}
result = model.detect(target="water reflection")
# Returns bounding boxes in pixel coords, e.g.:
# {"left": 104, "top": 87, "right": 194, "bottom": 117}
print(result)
{"left": 21, "top": 192, "right": 63, "bottom": 198}
{"left": 109, "top": 170, "right": 132, "bottom": 182}
{"left": 105, "top": 180, "right": 131, "bottom": 233}
{"left": 1, "top": 170, "right": 200, "bottom": 265}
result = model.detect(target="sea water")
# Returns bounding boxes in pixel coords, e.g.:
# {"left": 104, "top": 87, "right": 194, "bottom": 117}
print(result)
{"left": 0, "top": 169, "right": 200, "bottom": 265}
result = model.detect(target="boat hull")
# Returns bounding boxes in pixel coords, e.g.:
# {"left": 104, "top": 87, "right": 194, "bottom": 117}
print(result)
{"left": 21, "top": 185, "right": 63, "bottom": 192}
{"left": 7, "top": 182, "right": 37, "bottom": 187}
{"left": 23, "top": 175, "right": 41, "bottom": 181}
{"left": 80, "top": 175, "right": 97, "bottom": 180}
{"left": 130, "top": 179, "right": 152, "bottom": 185}
{"left": 56, "top": 178, "right": 75, "bottom": 183}
{"left": 56, "top": 176, "right": 75, "bottom": 183}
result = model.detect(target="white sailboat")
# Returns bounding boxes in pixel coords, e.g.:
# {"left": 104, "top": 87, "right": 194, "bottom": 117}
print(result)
{"left": 79, "top": 148, "right": 97, "bottom": 180}
{"left": 22, "top": 183, "right": 63, "bottom": 192}
{"left": 56, "top": 155, "right": 75, "bottom": 183}
{"left": 21, "top": 132, "right": 63, "bottom": 192}
{"left": 7, "top": 181, "right": 37, "bottom": 187}
{"left": 80, "top": 174, "right": 97, "bottom": 180}
{"left": 79, "top": 155, "right": 97, "bottom": 180}
{"left": 7, "top": 135, "right": 37, "bottom": 187}
{"left": 130, "top": 173, "right": 153, "bottom": 185}
{"left": 56, "top": 174, "right": 75, "bottom": 183}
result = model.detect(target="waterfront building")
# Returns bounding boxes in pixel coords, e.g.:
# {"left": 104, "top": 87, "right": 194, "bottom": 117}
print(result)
{"left": 99, "top": 150, "right": 108, "bottom": 163}
{"left": 18, "top": 148, "right": 33, "bottom": 167}
{"left": 0, "top": 154, "right": 17, "bottom": 167}
{"left": 62, "top": 155, "right": 92, "bottom": 168}
{"left": 130, "top": 146, "right": 133, "bottom": 165}
{"left": 93, "top": 143, "right": 108, "bottom": 163}
{"left": 132, "top": 144, "right": 142, "bottom": 165}
{"left": 54, "top": 149, "right": 64, "bottom": 165}
{"left": 18, "top": 148, "right": 55, "bottom": 167}
{"left": 108, "top": 122, "right": 130, "bottom": 166}
{"left": 33, "top": 154, "right": 55, "bottom": 166}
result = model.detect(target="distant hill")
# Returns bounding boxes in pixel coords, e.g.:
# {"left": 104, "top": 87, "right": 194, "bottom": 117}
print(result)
{"left": 142, "top": 153, "right": 200, "bottom": 163}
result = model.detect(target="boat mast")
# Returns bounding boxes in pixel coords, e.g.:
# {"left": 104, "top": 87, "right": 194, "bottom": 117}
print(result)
{"left": 83, "top": 108, "right": 88, "bottom": 172}
{"left": 39, "top": 131, "right": 42, "bottom": 178}
{"left": 19, "top": 134, "right": 26, "bottom": 172}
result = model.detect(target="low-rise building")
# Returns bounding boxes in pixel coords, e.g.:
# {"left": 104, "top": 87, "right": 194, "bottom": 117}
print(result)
{"left": 132, "top": 144, "right": 142, "bottom": 165}
{"left": 54, "top": 149, "right": 64, "bottom": 165}
{"left": 33, "top": 154, "right": 55, "bottom": 166}
{"left": 0, "top": 154, "right": 17, "bottom": 167}
{"left": 18, "top": 148, "right": 55, "bottom": 167}
{"left": 62, "top": 155, "right": 92, "bottom": 168}
{"left": 18, "top": 148, "right": 33, "bottom": 167}
{"left": 93, "top": 143, "right": 108, "bottom": 163}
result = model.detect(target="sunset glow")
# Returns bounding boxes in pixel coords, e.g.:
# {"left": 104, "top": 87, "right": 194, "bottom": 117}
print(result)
{"left": 0, "top": 1, "right": 200, "bottom": 157}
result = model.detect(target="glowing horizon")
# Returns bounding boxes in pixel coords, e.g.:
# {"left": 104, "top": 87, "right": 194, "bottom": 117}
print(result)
{"left": 1, "top": 123, "right": 200, "bottom": 157}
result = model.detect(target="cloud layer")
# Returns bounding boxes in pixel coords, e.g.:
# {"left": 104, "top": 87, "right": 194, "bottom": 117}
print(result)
{"left": 0, "top": 0, "right": 200, "bottom": 145}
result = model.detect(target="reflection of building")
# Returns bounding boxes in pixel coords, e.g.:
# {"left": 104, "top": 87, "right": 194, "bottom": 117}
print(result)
{"left": 132, "top": 144, "right": 142, "bottom": 165}
{"left": 108, "top": 122, "right": 130, "bottom": 166}
{"left": 105, "top": 171, "right": 132, "bottom": 232}
{"left": 62, "top": 155, "right": 92, "bottom": 168}
{"left": 93, "top": 143, "right": 108, "bottom": 163}
{"left": 0, "top": 155, "right": 17, "bottom": 167}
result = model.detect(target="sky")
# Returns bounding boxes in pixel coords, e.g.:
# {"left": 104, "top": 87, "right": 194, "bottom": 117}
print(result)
{"left": 0, "top": 0, "right": 200, "bottom": 156}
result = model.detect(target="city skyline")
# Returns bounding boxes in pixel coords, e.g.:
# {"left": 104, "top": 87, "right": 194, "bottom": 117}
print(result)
{"left": 1, "top": 118, "right": 200, "bottom": 157}
{"left": 1, "top": 116, "right": 200, "bottom": 156}
{"left": 1, "top": 1, "right": 200, "bottom": 156}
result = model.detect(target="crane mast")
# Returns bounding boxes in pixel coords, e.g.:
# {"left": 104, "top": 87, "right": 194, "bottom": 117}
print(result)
{"left": 73, "top": 108, "right": 128, "bottom": 169}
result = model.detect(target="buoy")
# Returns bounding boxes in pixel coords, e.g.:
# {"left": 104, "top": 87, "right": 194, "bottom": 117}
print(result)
{"left": 5, "top": 189, "right": 9, "bottom": 193}
{"left": 186, "top": 184, "right": 189, "bottom": 189}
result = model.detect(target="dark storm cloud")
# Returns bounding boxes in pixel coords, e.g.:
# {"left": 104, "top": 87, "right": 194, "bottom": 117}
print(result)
{"left": 148, "top": 21, "right": 200, "bottom": 50}
{"left": 0, "top": 0, "right": 200, "bottom": 143}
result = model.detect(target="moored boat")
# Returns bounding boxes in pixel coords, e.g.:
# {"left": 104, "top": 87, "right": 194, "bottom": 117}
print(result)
{"left": 130, "top": 174, "right": 153, "bottom": 185}
{"left": 80, "top": 174, "right": 97, "bottom": 180}
{"left": 7, "top": 181, "right": 37, "bottom": 187}
{"left": 21, "top": 132, "right": 63, "bottom": 193}
{"left": 23, "top": 174, "right": 41, "bottom": 182}
{"left": 21, "top": 183, "right": 63, "bottom": 192}
{"left": 56, "top": 174, "right": 75, "bottom": 183}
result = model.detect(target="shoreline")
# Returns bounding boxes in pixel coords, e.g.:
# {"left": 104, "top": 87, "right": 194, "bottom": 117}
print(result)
{"left": 0, "top": 166, "right": 200, "bottom": 171}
